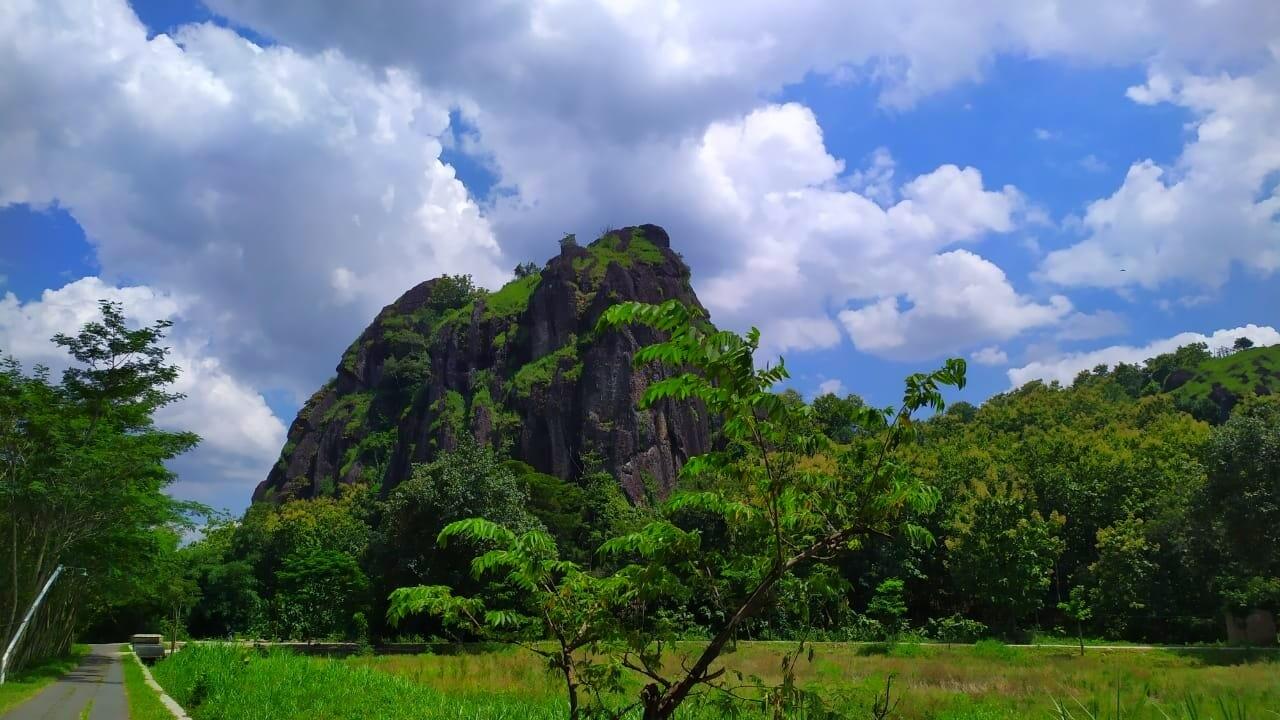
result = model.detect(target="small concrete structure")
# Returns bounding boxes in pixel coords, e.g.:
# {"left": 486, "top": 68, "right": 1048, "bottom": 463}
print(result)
{"left": 131, "top": 633, "right": 167, "bottom": 663}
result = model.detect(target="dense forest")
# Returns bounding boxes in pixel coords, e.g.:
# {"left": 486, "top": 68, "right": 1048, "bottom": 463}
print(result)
{"left": 2, "top": 242, "right": 1277, "bottom": 688}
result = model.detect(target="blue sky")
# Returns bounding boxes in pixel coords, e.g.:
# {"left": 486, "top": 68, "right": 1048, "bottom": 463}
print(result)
{"left": 2, "top": 0, "right": 1277, "bottom": 512}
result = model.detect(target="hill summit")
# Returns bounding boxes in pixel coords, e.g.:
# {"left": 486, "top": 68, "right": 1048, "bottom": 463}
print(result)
{"left": 254, "top": 225, "right": 712, "bottom": 504}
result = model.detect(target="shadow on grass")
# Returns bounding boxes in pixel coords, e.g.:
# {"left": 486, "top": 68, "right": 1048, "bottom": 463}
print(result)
{"left": 1167, "top": 647, "right": 1280, "bottom": 667}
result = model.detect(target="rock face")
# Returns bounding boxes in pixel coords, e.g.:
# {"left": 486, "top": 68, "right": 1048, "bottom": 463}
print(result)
{"left": 253, "top": 225, "right": 712, "bottom": 504}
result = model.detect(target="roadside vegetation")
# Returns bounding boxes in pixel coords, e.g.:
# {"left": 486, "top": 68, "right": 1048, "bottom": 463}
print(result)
{"left": 122, "top": 647, "right": 175, "bottom": 720}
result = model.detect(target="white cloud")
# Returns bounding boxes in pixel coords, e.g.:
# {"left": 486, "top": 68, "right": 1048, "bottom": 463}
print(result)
{"left": 0, "top": 278, "right": 286, "bottom": 506}
{"left": 207, "top": 0, "right": 1280, "bottom": 116}
{"left": 0, "top": 0, "right": 505, "bottom": 398}
{"left": 660, "top": 104, "right": 1045, "bottom": 358}
{"left": 837, "top": 250, "right": 1071, "bottom": 358}
{"left": 1041, "top": 61, "right": 1280, "bottom": 290}
{"left": 817, "top": 378, "right": 846, "bottom": 396}
{"left": 1007, "top": 324, "right": 1280, "bottom": 387}
{"left": 1034, "top": 128, "right": 1058, "bottom": 141}
{"left": 971, "top": 346, "right": 1009, "bottom": 365}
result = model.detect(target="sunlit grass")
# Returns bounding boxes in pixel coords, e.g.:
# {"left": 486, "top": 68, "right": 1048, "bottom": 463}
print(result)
{"left": 357, "top": 641, "right": 1280, "bottom": 720}
{"left": 122, "top": 649, "right": 174, "bottom": 720}
{"left": 153, "top": 642, "right": 1280, "bottom": 719}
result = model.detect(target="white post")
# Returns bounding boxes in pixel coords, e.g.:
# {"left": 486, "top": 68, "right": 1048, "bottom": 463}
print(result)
{"left": 0, "top": 564, "right": 64, "bottom": 684}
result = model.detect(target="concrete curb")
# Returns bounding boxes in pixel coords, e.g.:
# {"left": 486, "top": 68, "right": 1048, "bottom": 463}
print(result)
{"left": 129, "top": 651, "right": 192, "bottom": 720}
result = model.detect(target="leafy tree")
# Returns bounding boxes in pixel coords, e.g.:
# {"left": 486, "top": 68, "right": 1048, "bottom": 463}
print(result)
{"left": 811, "top": 392, "right": 872, "bottom": 443}
{"left": 183, "top": 520, "right": 261, "bottom": 638}
{"left": 945, "top": 477, "right": 1064, "bottom": 634}
{"left": 1083, "top": 517, "right": 1160, "bottom": 636}
{"left": 275, "top": 547, "right": 370, "bottom": 641}
{"left": 1200, "top": 397, "right": 1280, "bottom": 615}
{"left": 236, "top": 487, "right": 373, "bottom": 639}
{"left": 391, "top": 299, "right": 965, "bottom": 719}
{"left": 866, "top": 578, "right": 907, "bottom": 639}
{"left": 1057, "top": 586, "right": 1093, "bottom": 655}
{"left": 514, "top": 261, "right": 540, "bottom": 278}
{"left": 0, "top": 301, "right": 199, "bottom": 670}
{"left": 1233, "top": 336, "right": 1255, "bottom": 351}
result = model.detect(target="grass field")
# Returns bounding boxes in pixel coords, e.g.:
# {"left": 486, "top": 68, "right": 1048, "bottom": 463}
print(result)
{"left": 154, "top": 642, "right": 1280, "bottom": 719}
{"left": 122, "top": 648, "right": 176, "bottom": 720}
{"left": 0, "top": 645, "right": 89, "bottom": 715}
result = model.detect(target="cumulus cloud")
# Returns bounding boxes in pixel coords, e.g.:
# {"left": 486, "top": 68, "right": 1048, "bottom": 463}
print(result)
{"left": 1041, "top": 61, "right": 1280, "bottom": 290}
{"left": 971, "top": 346, "right": 1009, "bottom": 366}
{"left": 1007, "top": 324, "right": 1280, "bottom": 387}
{"left": 0, "top": 0, "right": 505, "bottom": 397}
{"left": 636, "top": 103, "right": 1053, "bottom": 358}
{"left": 0, "top": 278, "right": 286, "bottom": 507}
{"left": 837, "top": 251, "right": 1071, "bottom": 358}
{"left": 817, "top": 378, "right": 846, "bottom": 396}
{"left": 207, "top": 0, "right": 1280, "bottom": 116}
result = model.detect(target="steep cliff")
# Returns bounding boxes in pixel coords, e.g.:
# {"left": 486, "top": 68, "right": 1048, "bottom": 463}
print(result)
{"left": 253, "top": 225, "right": 712, "bottom": 504}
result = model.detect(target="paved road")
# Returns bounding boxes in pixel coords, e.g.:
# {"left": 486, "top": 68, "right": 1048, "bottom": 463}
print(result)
{"left": 2, "top": 644, "right": 127, "bottom": 720}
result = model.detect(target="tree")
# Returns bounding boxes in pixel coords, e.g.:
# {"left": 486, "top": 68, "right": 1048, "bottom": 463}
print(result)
{"left": 514, "top": 261, "right": 540, "bottom": 278}
{"left": 1057, "top": 586, "right": 1093, "bottom": 656}
{"left": 811, "top": 392, "right": 873, "bottom": 443}
{"left": 1233, "top": 336, "right": 1254, "bottom": 351}
{"left": 390, "top": 299, "right": 965, "bottom": 719}
{"left": 0, "top": 301, "right": 199, "bottom": 671}
{"left": 1084, "top": 517, "right": 1161, "bottom": 636}
{"left": 945, "top": 477, "right": 1064, "bottom": 635}
{"left": 275, "top": 547, "right": 369, "bottom": 641}
{"left": 1200, "top": 397, "right": 1280, "bottom": 623}
{"left": 866, "top": 579, "right": 908, "bottom": 640}
{"left": 373, "top": 443, "right": 537, "bottom": 587}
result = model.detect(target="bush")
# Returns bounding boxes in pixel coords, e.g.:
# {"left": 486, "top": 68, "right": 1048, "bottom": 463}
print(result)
{"left": 925, "top": 614, "right": 989, "bottom": 644}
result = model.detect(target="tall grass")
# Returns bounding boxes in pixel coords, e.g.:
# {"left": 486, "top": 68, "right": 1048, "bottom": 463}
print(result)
{"left": 152, "top": 644, "right": 569, "bottom": 720}
{"left": 155, "top": 643, "right": 1280, "bottom": 720}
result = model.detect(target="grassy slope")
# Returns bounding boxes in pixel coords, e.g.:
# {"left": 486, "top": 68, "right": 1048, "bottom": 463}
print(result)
{"left": 152, "top": 642, "right": 1278, "bottom": 720}
{"left": 0, "top": 645, "right": 89, "bottom": 714}
{"left": 122, "top": 649, "right": 175, "bottom": 720}
{"left": 1172, "top": 345, "right": 1280, "bottom": 404}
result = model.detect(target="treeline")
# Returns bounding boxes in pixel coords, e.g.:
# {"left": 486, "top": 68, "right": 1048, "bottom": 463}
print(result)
{"left": 169, "top": 342, "right": 1278, "bottom": 646}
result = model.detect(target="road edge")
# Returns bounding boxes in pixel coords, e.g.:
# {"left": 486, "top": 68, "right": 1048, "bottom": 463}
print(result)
{"left": 128, "top": 651, "right": 192, "bottom": 720}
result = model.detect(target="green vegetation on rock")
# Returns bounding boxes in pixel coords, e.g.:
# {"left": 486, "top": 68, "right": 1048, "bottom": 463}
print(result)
{"left": 482, "top": 272, "right": 541, "bottom": 321}
{"left": 510, "top": 338, "right": 581, "bottom": 397}
{"left": 572, "top": 228, "right": 665, "bottom": 283}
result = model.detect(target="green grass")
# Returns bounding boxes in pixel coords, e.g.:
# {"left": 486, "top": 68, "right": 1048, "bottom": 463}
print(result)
{"left": 123, "top": 648, "right": 176, "bottom": 720}
{"left": 152, "top": 644, "right": 570, "bottom": 720}
{"left": 0, "top": 644, "right": 89, "bottom": 714}
{"left": 1172, "top": 345, "right": 1280, "bottom": 402}
{"left": 155, "top": 642, "right": 1280, "bottom": 720}
{"left": 572, "top": 229, "right": 666, "bottom": 283}
{"left": 482, "top": 274, "right": 541, "bottom": 322}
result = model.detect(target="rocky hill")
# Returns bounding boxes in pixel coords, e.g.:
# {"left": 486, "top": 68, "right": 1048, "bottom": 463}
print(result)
{"left": 253, "top": 225, "right": 713, "bottom": 504}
